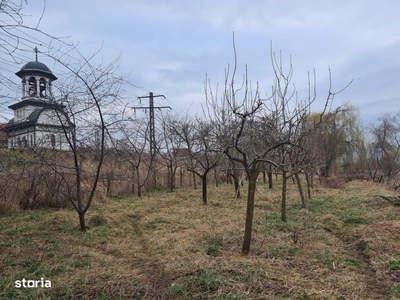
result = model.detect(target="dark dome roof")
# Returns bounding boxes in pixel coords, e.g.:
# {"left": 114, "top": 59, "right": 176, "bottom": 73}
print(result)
{"left": 15, "top": 61, "right": 57, "bottom": 81}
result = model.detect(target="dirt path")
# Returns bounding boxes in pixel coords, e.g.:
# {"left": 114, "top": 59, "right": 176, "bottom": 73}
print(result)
{"left": 344, "top": 237, "right": 388, "bottom": 299}
{"left": 323, "top": 227, "right": 391, "bottom": 299}
{"left": 128, "top": 213, "right": 175, "bottom": 299}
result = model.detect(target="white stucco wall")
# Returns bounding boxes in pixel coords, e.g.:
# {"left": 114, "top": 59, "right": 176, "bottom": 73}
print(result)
{"left": 37, "top": 109, "right": 69, "bottom": 126}
{"left": 14, "top": 105, "right": 37, "bottom": 123}
{"left": 8, "top": 109, "right": 71, "bottom": 151}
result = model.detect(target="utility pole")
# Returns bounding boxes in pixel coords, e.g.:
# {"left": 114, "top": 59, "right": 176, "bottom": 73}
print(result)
{"left": 135, "top": 92, "right": 171, "bottom": 158}
{"left": 134, "top": 92, "right": 171, "bottom": 190}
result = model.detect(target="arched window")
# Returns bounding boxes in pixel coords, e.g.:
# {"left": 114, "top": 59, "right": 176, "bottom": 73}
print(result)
{"left": 39, "top": 78, "right": 46, "bottom": 97}
{"left": 28, "top": 77, "right": 37, "bottom": 96}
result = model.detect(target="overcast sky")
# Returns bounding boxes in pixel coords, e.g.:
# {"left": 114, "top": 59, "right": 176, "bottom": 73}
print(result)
{"left": 2, "top": 0, "right": 400, "bottom": 126}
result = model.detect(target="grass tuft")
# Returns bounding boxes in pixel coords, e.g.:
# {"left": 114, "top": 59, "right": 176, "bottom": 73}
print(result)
{"left": 88, "top": 214, "right": 107, "bottom": 227}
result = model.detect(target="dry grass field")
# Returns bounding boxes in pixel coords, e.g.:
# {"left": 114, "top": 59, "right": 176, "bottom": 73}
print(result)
{"left": 1, "top": 178, "right": 400, "bottom": 299}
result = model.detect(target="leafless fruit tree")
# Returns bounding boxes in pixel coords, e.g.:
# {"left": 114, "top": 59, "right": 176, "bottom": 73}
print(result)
{"left": 46, "top": 50, "right": 126, "bottom": 231}
{"left": 172, "top": 116, "right": 223, "bottom": 205}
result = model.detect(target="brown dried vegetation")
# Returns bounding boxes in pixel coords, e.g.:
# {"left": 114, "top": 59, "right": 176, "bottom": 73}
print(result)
{"left": 1, "top": 179, "right": 400, "bottom": 299}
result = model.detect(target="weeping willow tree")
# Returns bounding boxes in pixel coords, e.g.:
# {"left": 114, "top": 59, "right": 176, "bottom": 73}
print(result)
{"left": 307, "top": 104, "right": 364, "bottom": 177}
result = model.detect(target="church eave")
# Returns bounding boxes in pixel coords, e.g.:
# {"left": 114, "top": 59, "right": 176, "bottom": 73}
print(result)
{"left": 5, "top": 121, "right": 70, "bottom": 133}
{"left": 8, "top": 99, "right": 66, "bottom": 110}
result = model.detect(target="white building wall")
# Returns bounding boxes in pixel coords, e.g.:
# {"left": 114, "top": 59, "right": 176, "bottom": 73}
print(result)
{"left": 8, "top": 127, "right": 71, "bottom": 151}
{"left": 37, "top": 110, "right": 69, "bottom": 126}
{"left": 8, "top": 109, "right": 71, "bottom": 151}
{"left": 34, "top": 126, "right": 70, "bottom": 150}
{"left": 14, "top": 105, "right": 37, "bottom": 123}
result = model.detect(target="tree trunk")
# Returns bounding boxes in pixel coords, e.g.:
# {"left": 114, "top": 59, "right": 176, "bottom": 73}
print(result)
{"left": 136, "top": 167, "right": 142, "bottom": 197}
{"left": 214, "top": 167, "right": 219, "bottom": 187}
{"left": 106, "top": 176, "right": 112, "bottom": 197}
{"left": 168, "top": 165, "right": 174, "bottom": 192}
{"left": 295, "top": 172, "right": 307, "bottom": 209}
{"left": 227, "top": 170, "right": 232, "bottom": 184}
{"left": 233, "top": 174, "right": 241, "bottom": 198}
{"left": 26, "top": 172, "right": 38, "bottom": 209}
{"left": 202, "top": 175, "right": 207, "bottom": 205}
{"left": 79, "top": 211, "right": 86, "bottom": 232}
{"left": 180, "top": 167, "right": 183, "bottom": 187}
{"left": 153, "top": 168, "right": 157, "bottom": 189}
{"left": 268, "top": 171, "right": 273, "bottom": 189}
{"left": 192, "top": 172, "right": 197, "bottom": 189}
{"left": 305, "top": 172, "right": 312, "bottom": 199}
{"left": 281, "top": 171, "right": 287, "bottom": 222}
{"left": 242, "top": 165, "right": 261, "bottom": 255}
{"left": 131, "top": 166, "right": 136, "bottom": 194}
{"left": 323, "top": 163, "right": 330, "bottom": 177}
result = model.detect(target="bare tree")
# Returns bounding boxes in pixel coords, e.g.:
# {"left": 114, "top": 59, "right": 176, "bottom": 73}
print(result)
{"left": 44, "top": 50, "right": 126, "bottom": 231}
{"left": 113, "top": 117, "right": 153, "bottom": 197}
{"left": 205, "top": 48, "right": 283, "bottom": 254}
{"left": 224, "top": 157, "right": 245, "bottom": 198}
{"left": 172, "top": 116, "right": 222, "bottom": 205}
{"left": 369, "top": 112, "right": 400, "bottom": 184}
{"left": 157, "top": 113, "right": 185, "bottom": 192}
{"left": 1, "top": 2, "right": 129, "bottom": 230}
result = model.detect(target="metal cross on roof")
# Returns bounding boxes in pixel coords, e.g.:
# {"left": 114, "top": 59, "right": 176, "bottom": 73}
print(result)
{"left": 34, "top": 47, "right": 38, "bottom": 61}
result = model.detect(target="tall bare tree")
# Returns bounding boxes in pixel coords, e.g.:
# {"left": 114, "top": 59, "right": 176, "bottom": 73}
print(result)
{"left": 47, "top": 50, "right": 125, "bottom": 231}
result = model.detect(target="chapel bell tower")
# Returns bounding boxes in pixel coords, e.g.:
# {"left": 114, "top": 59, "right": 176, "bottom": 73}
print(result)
{"left": 5, "top": 48, "right": 71, "bottom": 150}
{"left": 15, "top": 48, "right": 57, "bottom": 100}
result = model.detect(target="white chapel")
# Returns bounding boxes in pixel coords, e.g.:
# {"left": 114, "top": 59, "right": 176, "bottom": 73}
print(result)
{"left": 5, "top": 57, "right": 71, "bottom": 150}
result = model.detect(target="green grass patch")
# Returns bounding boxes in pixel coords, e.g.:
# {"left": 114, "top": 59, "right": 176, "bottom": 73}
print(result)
{"left": 205, "top": 236, "right": 224, "bottom": 256}
{"left": 267, "top": 246, "right": 300, "bottom": 259}
{"left": 343, "top": 217, "right": 370, "bottom": 226}
{"left": 308, "top": 196, "right": 335, "bottom": 212}
{"left": 88, "top": 214, "right": 107, "bottom": 227}
{"left": 389, "top": 260, "right": 400, "bottom": 270}
{"left": 390, "top": 284, "right": 400, "bottom": 297}
{"left": 172, "top": 269, "right": 224, "bottom": 297}
{"left": 344, "top": 258, "right": 362, "bottom": 269}
{"left": 142, "top": 217, "right": 168, "bottom": 230}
